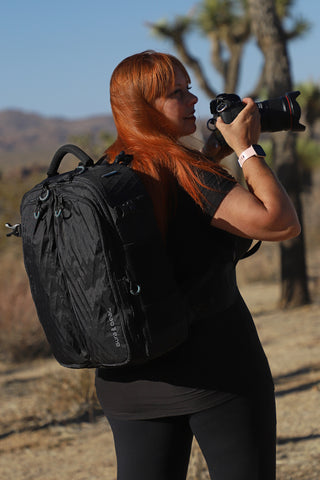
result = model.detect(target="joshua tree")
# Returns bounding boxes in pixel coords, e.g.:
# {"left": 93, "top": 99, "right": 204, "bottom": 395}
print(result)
{"left": 149, "top": 0, "right": 311, "bottom": 307}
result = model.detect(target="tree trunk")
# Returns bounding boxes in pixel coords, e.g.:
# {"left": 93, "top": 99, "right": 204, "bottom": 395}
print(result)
{"left": 273, "top": 133, "right": 311, "bottom": 308}
{"left": 247, "top": 0, "right": 310, "bottom": 307}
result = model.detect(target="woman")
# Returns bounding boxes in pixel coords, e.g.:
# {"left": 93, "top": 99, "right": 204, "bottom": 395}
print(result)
{"left": 95, "top": 50, "right": 300, "bottom": 480}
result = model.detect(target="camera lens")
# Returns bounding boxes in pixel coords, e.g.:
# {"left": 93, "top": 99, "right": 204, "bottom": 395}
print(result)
{"left": 207, "top": 90, "right": 305, "bottom": 142}
{"left": 257, "top": 91, "right": 305, "bottom": 132}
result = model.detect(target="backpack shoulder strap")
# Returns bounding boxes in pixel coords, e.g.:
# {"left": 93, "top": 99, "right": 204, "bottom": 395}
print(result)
{"left": 239, "top": 240, "right": 262, "bottom": 260}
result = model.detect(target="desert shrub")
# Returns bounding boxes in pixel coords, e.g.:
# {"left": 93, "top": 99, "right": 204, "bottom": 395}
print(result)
{"left": 36, "top": 368, "right": 101, "bottom": 423}
{"left": 0, "top": 169, "right": 52, "bottom": 362}
{"left": 0, "top": 250, "right": 51, "bottom": 362}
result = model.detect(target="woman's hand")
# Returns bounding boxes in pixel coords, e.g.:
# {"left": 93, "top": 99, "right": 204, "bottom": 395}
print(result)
{"left": 216, "top": 98, "right": 261, "bottom": 156}
{"left": 202, "top": 132, "right": 233, "bottom": 163}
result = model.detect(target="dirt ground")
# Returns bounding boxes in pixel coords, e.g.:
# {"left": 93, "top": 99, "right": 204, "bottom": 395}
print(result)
{"left": 0, "top": 281, "right": 319, "bottom": 480}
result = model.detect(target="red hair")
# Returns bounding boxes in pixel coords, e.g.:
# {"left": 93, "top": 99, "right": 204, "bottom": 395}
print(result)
{"left": 107, "top": 50, "right": 227, "bottom": 234}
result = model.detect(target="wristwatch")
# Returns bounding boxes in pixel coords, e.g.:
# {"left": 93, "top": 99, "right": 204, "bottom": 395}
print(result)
{"left": 238, "top": 144, "right": 266, "bottom": 167}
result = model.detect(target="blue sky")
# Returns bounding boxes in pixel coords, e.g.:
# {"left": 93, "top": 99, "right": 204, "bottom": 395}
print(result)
{"left": 1, "top": 0, "right": 320, "bottom": 121}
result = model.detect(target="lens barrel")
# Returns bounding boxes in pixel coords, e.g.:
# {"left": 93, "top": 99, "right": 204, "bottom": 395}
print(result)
{"left": 257, "top": 91, "right": 305, "bottom": 132}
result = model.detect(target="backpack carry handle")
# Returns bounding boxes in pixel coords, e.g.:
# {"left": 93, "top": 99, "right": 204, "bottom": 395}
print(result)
{"left": 47, "top": 144, "right": 94, "bottom": 177}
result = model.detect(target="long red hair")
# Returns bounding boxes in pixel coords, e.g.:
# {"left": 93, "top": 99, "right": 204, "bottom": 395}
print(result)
{"left": 106, "top": 50, "right": 226, "bottom": 233}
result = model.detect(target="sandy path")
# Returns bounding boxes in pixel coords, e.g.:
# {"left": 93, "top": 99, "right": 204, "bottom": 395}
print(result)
{"left": 0, "top": 282, "right": 319, "bottom": 479}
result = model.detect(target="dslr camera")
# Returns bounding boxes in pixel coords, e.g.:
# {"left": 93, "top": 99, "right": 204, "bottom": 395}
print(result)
{"left": 207, "top": 90, "right": 305, "bottom": 144}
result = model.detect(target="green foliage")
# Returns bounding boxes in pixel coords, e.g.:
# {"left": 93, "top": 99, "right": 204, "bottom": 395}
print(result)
{"left": 296, "top": 136, "right": 320, "bottom": 169}
{"left": 195, "top": 0, "right": 311, "bottom": 36}
{"left": 68, "top": 131, "right": 115, "bottom": 160}
{"left": 197, "top": 0, "right": 247, "bottom": 32}
{"left": 149, "top": 15, "right": 193, "bottom": 40}
{"left": 275, "top": 0, "right": 311, "bottom": 38}
{"left": 296, "top": 81, "right": 320, "bottom": 128}
{"left": 297, "top": 80, "right": 320, "bottom": 104}
{"left": 259, "top": 139, "right": 273, "bottom": 167}
{"left": 259, "top": 136, "right": 320, "bottom": 171}
{"left": 275, "top": 0, "right": 295, "bottom": 18}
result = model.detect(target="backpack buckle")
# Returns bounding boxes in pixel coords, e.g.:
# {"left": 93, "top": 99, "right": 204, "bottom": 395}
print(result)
{"left": 5, "top": 223, "right": 21, "bottom": 237}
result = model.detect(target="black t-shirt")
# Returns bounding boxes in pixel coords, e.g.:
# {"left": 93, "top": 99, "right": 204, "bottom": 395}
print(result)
{"left": 95, "top": 168, "right": 273, "bottom": 419}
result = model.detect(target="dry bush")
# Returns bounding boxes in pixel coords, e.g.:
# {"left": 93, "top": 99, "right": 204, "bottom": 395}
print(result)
{"left": 36, "top": 368, "right": 101, "bottom": 424}
{"left": 1, "top": 363, "right": 102, "bottom": 434}
{"left": 0, "top": 169, "right": 52, "bottom": 362}
{"left": 0, "top": 249, "right": 51, "bottom": 362}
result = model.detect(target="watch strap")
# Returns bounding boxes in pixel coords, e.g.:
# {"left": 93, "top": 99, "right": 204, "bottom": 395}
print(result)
{"left": 238, "top": 144, "right": 266, "bottom": 167}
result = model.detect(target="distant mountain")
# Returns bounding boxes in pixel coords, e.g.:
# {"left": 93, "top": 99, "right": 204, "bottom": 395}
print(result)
{"left": 0, "top": 109, "right": 116, "bottom": 170}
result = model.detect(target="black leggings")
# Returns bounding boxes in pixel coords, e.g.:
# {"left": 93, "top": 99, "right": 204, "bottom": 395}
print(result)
{"left": 106, "top": 394, "right": 276, "bottom": 480}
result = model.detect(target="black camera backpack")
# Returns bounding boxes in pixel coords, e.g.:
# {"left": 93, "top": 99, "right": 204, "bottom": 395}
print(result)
{"left": 8, "top": 145, "right": 190, "bottom": 369}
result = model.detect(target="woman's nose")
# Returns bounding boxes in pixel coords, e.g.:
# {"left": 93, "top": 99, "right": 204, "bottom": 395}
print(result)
{"left": 189, "top": 92, "right": 198, "bottom": 105}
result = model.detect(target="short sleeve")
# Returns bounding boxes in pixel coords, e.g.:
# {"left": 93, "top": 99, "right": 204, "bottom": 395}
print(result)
{"left": 196, "top": 168, "right": 236, "bottom": 218}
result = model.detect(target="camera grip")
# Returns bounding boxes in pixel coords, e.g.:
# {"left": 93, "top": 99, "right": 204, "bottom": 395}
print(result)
{"left": 221, "top": 103, "right": 246, "bottom": 124}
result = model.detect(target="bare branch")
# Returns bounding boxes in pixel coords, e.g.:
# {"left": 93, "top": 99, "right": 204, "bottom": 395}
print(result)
{"left": 148, "top": 20, "right": 217, "bottom": 98}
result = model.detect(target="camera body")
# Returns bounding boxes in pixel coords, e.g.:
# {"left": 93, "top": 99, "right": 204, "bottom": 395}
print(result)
{"left": 207, "top": 91, "right": 305, "bottom": 144}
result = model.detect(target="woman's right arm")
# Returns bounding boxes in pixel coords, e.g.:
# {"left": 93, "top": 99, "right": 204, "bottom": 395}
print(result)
{"left": 210, "top": 98, "right": 301, "bottom": 241}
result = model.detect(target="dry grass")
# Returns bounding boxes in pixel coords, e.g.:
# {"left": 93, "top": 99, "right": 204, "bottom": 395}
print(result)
{"left": 33, "top": 367, "right": 101, "bottom": 424}
{"left": 0, "top": 250, "right": 51, "bottom": 362}
{"left": 0, "top": 170, "right": 51, "bottom": 362}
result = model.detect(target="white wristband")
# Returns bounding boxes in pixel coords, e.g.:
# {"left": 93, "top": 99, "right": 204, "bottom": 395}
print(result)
{"left": 238, "top": 144, "right": 266, "bottom": 168}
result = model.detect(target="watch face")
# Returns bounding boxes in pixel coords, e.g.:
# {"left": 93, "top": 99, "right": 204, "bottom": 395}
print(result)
{"left": 253, "top": 144, "right": 266, "bottom": 156}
